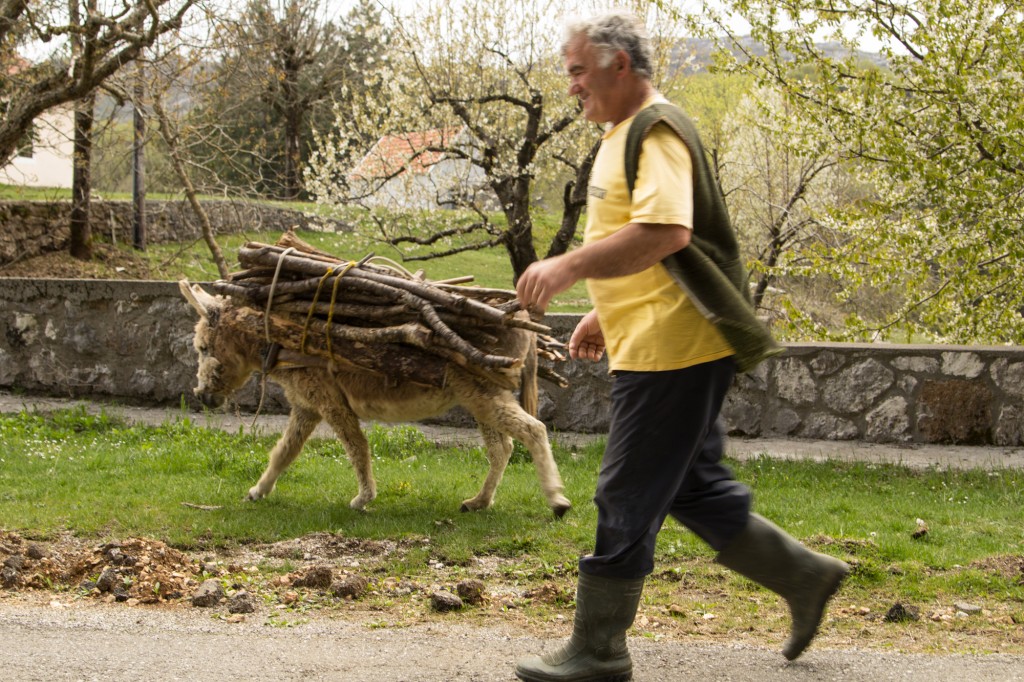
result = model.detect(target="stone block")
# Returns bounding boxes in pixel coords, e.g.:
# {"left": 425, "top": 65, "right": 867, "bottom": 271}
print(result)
{"left": 810, "top": 350, "right": 845, "bottom": 376}
{"left": 775, "top": 358, "right": 816, "bottom": 406}
{"left": 866, "top": 396, "right": 910, "bottom": 442}
{"left": 800, "top": 412, "right": 858, "bottom": 440}
{"left": 771, "top": 408, "right": 802, "bottom": 435}
{"left": 994, "top": 403, "right": 1023, "bottom": 446}
{"left": 723, "top": 393, "right": 762, "bottom": 436}
{"left": 893, "top": 356, "right": 939, "bottom": 373}
{"left": 917, "top": 379, "right": 992, "bottom": 444}
{"left": 990, "top": 360, "right": 1024, "bottom": 400}
{"left": 941, "top": 352, "right": 985, "bottom": 379}
{"left": 822, "top": 359, "right": 894, "bottom": 414}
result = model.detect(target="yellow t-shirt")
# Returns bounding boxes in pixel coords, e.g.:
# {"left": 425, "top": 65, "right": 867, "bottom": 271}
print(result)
{"left": 585, "top": 101, "right": 734, "bottom": 372}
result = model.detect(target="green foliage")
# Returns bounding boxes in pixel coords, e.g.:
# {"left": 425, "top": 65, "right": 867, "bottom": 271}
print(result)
{"left": 364, "top": 424, "right": 434, "bottom": 460}
{"left": 667, "top": 71, "right": 754, "bottom": 160}
{"left": 184, "top": 0, "right": 391, "bottom": 200}
{"left": 699, "top": 0, "right": 1024, "bottom": 343}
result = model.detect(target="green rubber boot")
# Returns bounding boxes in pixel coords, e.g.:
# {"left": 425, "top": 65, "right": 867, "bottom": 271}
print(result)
{"left": 515, "top": 572, "right": 644, "bottom": 682}
{"left": 716, "top": 513, "right": 850, "bottom": 660}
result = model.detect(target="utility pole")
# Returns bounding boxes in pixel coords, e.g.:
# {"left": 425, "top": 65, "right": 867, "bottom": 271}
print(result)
{"left": 132, "top": 70, "right": 146, "bottom": 251}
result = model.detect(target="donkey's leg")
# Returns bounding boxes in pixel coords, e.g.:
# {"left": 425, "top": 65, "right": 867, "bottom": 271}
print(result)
{"left": 468, "top": 394, "right": 571, "bottom": 517}
{"left": 460, "top": 424, "right": 514, "bottom": 512}
{"left": 319, "top": 402, "right": 376, "bottom": 510}
{"left": 249, "top": 406, "right": 321, "bottom": 500}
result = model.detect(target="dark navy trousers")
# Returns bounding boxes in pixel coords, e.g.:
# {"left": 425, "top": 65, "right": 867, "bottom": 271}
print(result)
{"left": 579, "top": 357, "right": 752, "bottom": 580}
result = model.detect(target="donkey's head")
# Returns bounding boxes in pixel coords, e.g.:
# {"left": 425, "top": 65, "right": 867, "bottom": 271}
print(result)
{"left": 179, "top": 280, "right": 260, "bottom": 408}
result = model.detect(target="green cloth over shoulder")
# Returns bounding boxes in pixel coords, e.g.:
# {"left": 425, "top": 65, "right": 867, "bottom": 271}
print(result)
{"left": 625, "top": 102, "right": 782, "bottom": 373}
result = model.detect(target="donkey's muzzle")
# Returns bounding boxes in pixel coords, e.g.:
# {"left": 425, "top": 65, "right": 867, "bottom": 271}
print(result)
{"left": 196, "top": 389, "right": 225, "bottom": 409}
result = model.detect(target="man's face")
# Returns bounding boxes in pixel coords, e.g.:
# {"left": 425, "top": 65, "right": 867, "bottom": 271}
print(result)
{"left": 564, "top": 36, "right": 623, "bottom": 125}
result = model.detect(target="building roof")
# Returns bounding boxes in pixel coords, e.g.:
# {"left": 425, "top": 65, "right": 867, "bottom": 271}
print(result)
{"left": 5, "top": 56, "right": 31, "bottom": 77}
{"left": 350, "top": 128, "right": 458, "bottom": 180}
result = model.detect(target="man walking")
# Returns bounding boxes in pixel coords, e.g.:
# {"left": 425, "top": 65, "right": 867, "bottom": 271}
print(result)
{"left": 514, "top": 11, "right": 849, "bottom": 682}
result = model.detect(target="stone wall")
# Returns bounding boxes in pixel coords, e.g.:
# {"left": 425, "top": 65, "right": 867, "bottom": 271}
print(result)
{"left": 1, "top": 278, "right": 1021, "bottom": 445}
{"left": 0, "top": 200, "right": 348, "bottom": 265}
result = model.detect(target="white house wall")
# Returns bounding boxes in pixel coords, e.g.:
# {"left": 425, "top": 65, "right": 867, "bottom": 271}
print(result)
{"left": 0, "top": 107, "right": 74, "bottom": 189}
{"left": 355, "top": 156, "right": 496, "bottom": 211}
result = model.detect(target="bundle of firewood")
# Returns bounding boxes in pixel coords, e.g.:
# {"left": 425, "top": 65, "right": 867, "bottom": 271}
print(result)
{"left": 209, "top": 232, "right": 567, "bottom": 389}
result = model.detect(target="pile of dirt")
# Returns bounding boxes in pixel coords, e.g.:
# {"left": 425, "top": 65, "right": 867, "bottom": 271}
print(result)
{"left": 1, "top": 531, "right": 200, "bottom": 604}
{"left": 0, "top": 244, "right": 155, "bottom": 280}
{"left": 0, "top": 530, "right": 533, "bottom": 615}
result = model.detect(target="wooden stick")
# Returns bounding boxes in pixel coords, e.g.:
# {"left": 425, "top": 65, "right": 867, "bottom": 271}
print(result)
{"left": 209, "top": 233, "right": 568, "bottom": 390}
{"left": 230, "top": 307, "right": 450, "bottom": 388}
{"left": 237, "top": 246, "right": 547, "bottom": 330}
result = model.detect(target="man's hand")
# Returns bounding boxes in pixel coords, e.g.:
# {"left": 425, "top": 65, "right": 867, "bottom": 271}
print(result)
{"left": 515, "top": 255, "right": 579, "bottom": 317}
{"left": 569, "top": 309, "right": 605, "bottom": 362}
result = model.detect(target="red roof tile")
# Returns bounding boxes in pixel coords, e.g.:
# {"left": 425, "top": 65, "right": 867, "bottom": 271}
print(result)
{"left": 350, "top": 128, "right": 458, "bottom": 180}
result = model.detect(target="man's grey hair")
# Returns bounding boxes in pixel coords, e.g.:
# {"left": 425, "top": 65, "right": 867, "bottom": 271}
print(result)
{"left": 563, "top": 11, "right": 653, "bottom": 80}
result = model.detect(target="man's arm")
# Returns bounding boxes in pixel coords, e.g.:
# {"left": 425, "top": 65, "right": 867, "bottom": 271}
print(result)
{"left": 516, "top": 222, "right": 690, "bottom": 314}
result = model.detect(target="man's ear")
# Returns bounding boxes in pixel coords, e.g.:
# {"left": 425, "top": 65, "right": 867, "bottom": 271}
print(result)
{"left": 614, "top": 50, "right": 631, "bottom": 76}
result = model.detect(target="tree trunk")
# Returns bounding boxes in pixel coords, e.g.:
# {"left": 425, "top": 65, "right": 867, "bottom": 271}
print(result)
{"left": 548, "top": 140, "right": 599, "bottom": 259}
{"left": 283, "top": 108, "right": 302, "bottom": 200}
{"left": 69, "top": 92, "right": 94, "bottom": 261}
{"left": 154, "top": 100, "right": 230, "bottom": 279}
{"left": 502, "top": 183, "right": 539, "bottom": 283}
{"left": 68, "top": 0, "right": 93, "bottom": 261}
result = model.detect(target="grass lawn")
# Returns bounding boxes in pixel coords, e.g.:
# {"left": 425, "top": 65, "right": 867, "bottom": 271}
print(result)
{"left": 1, "top": 407, "right": 1022, "bottom": 653}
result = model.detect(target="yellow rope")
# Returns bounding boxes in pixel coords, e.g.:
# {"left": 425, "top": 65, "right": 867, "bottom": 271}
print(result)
{"left": 300, "top": 260, "right": 356, "bottom": 357}
{"left": 324, "top": 262, "right": 354, "bottom": 357}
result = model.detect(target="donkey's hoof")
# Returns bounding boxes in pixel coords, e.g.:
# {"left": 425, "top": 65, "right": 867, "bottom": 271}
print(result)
{"left": 550, "top": 494, "right": 572, "bottom": 518}
{"left": 460, "top": 499, "right": 488, "bottom": 513}
{"left": 552, "top": 501, "right": 572, "bottom": 518}
{"left": 349, "top": 494, "right": 374, "bottom": 511}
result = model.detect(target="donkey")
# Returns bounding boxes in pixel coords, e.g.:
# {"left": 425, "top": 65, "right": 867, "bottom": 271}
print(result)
{"left": 178, "top": 281, "right": 571, "bottom": 516}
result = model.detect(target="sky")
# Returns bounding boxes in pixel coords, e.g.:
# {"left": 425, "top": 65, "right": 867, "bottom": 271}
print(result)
{"left": 17, "top": 0, "right": 887, "bottom": 66}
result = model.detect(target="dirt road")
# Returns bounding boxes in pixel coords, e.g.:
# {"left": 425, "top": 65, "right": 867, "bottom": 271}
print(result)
{"left": 2, "top": 597, "right": 1024, "bottom": 681}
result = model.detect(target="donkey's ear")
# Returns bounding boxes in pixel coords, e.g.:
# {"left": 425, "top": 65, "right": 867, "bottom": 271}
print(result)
{"left": 178, "top": 280, "right": 220, "bottom": 319}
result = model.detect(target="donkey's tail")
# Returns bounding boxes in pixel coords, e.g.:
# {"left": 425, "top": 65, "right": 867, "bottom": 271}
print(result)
{"left": 519, "top": 334, "right": 539, "bottom": 418}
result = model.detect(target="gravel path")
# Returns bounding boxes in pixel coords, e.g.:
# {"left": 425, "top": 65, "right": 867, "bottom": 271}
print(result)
{"left": 3, "top": 391, "right": 1022, "bottom": 471}
{"left": 2, "top": 598, "right": 1023, "bottom": 681}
